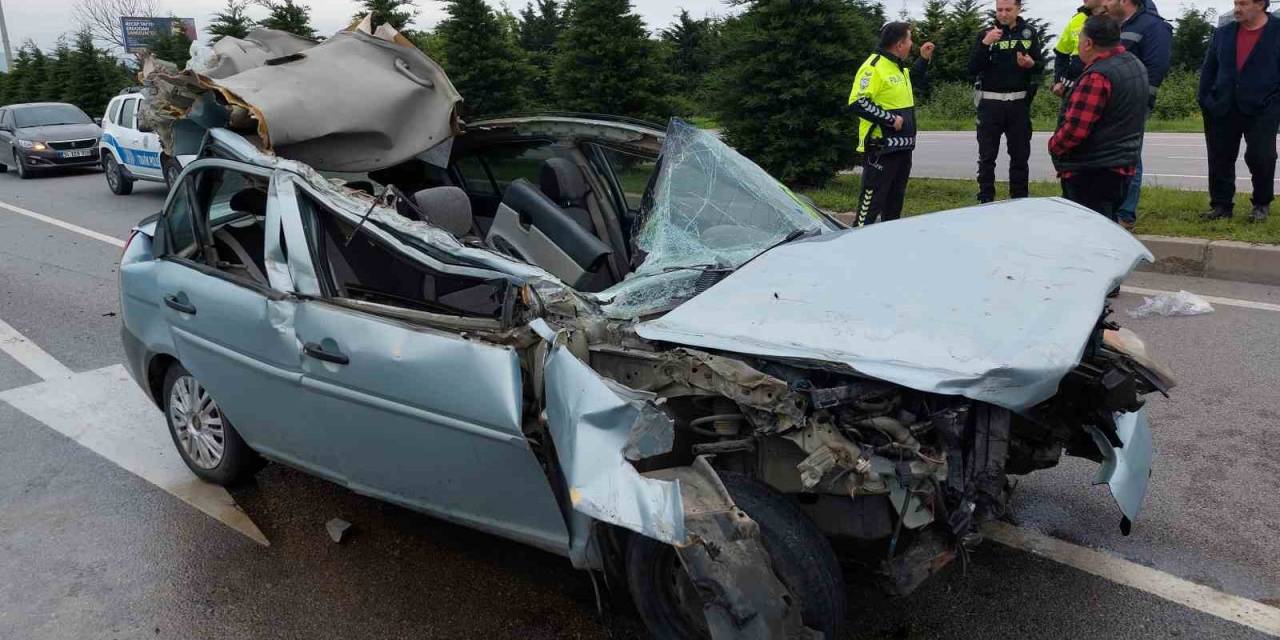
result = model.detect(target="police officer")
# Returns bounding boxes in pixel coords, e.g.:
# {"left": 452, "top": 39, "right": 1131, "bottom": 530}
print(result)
{"left": 969, "top": 0, "right": 1044, "bottom": 204}
{"left": 1052, "top": 0, "right": 1104, "bottom": 102}
{"left": 849, "top": 22, "right": 934, "bottom": 226}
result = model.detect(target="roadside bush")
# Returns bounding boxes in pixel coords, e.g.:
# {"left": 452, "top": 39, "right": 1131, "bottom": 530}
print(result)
{"left": 1152, "top": 69, "right": 1199, "bottom": 120}
{"left": 916, "top": 81, "right": 976, "bottom": 126}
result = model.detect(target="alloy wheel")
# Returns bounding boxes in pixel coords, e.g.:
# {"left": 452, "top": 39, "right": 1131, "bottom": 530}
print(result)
{"left": 168, "top": 375, "right": 226, "bottom": 470}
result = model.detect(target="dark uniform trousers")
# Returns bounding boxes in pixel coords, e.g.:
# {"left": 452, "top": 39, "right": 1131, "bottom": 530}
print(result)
{"left": 976, "top": 98, "right": 1033, "bottom": 202}
{"left": 856, "top": 149, "right": 913, "bottom": 226}
{"left": 1205, "top": 109, "right": 1280, "bottom": 209}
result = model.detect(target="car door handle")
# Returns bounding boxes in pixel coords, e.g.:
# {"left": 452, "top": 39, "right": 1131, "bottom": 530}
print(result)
{"left": 164, "top": 294, "right": 197, "bottom": 315}
{"left": 304, "top": 342, "right": 350, "bottom": 365}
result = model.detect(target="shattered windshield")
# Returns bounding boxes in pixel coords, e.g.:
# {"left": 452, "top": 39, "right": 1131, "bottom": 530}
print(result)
{"left": 599, "top": 119, "right": 833, "bottom": 318}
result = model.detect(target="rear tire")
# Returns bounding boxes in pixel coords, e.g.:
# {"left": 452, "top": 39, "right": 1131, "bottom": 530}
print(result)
{"left": 626, "top": 472, "right": 846, "bottom": 639}
{"left": 162, "top": 363, "right": 261, "bottom": 486}
{"left": 104, "top": 155, "right": 133, "bottom": 195}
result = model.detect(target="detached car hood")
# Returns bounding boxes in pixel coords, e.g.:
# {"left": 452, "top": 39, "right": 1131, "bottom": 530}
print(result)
{"left": 19, "top": 123, "right": 101, "bottom": 141}
{"left": 636, "top": 198, "right": 1153, "bottom": 412}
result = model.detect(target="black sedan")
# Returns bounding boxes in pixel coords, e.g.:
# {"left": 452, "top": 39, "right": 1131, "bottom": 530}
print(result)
{"left": 0, "top": 102, "right": 102, "bottom": 179}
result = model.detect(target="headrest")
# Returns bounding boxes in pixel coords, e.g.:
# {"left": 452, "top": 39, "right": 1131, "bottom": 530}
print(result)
{"left": 413, "top": 186, "right": 473, "bottom": 238}
{"left": 229, "top": 188, "right": 268, "bottom": 216}
{"left": 540, "top": 158, "right": 590, "bottom": 204}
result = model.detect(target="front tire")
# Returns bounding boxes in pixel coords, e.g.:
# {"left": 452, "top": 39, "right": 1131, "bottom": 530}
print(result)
{"left": 14, "top": 150, "right": 33, "bottom": 179}
{"left": 162, "top": 154, "right": 182, "bottom": 189}
{"left": 626, "top": 472, "right": 846, "bottom": 639}
{"left": 162, "top": 363, "right": 260, "bottom": 486}
{"left": 104, "top": 155, "right": 134, "bottom": 195}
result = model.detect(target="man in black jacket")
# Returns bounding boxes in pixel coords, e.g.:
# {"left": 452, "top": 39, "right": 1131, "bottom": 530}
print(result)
{"left": 969, "top": 0, "right": 1045, "bottom": 204}
{"left": 1200, "top": 0, "right": 1280, "bottom": 222}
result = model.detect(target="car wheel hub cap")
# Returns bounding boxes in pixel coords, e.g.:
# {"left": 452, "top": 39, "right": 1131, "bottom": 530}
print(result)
{"left": 169, "top": 375, "right": 225, "bottom": 470}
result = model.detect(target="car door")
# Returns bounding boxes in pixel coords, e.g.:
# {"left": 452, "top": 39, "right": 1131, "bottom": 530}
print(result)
{"left": 115, "top": 98, "right": 163, "bottom": 179}
{"left": 153, "top": 161, "right": 339, "bottom": 477}
{"left": 285, "top": 180, "right": 570, "bottom": 554}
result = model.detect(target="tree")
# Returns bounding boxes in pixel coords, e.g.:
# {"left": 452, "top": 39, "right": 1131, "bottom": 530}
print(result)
{"left": 147, "top": 24, "right": 193, "bottom": 69}
{"left": 1171, "top": 6, "right": 1215, "bottom": 72}
{"left": 709, "top": 0, "right": 881, "bottom": 187}
{"left": 439, "top": 0, "right": 532, "bottom": 116}
{"left": 931, "top": 0, "right": 983, "bottom": 84}
{"left": 258, "top": 0, "right": 317, "bottom": 39}
{"left": 914, "top": 0, "right": 950, "bottom": 46}
{"left": 518, "top": 0, "right": 564, "bottom": 52}
{"left": 551, "top": 0, "right": 671, "bottom": 122}
{"left": 19, "top": 44, "right": 49, "bottom": 104}
{"left": 661, "top": 10, "right": 717, "bottom": 94}
{"left": 64, "top": 30, "right": 122, "bottom": 117}
{"left": 353, "top": 0, "right": 418, "bottom": 31}
{"left": 209, "top": 0, "right": 255, "bottom": 43}
{"left": 73, "top": 0, "right": 161, "bottom": 51}
{"left": 1, "top": 46, "right": 36, "bottom": 104}
{"left": 41, "top": 38, "right": 75, "bottom": 103}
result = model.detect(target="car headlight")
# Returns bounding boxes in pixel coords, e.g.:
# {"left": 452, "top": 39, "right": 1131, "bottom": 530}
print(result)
{"left": 18, "top": 140, "right": 47, "bottom": 151}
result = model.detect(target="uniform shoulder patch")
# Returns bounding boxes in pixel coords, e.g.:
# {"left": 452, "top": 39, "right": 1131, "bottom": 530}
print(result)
{"left": 1023, "top": 29, "right": 1031, "bottom": 38}
{"left": 860, "top": 76, "right": 872, "bottom": 89}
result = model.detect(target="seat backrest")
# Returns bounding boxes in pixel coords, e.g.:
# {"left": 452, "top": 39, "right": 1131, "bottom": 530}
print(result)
{"left": 500, "top": 179, "right": 611, "bottom": 271}
{"left": 539, "top": 158, "right": 596, "bottom": 230}
{"left": 413, "top": 186, "right": 474, "bottom": 238}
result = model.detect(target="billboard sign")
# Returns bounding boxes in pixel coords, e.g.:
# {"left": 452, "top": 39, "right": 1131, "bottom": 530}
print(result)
{"left": 120, "top": 17, "right": 197, "bottom": 54}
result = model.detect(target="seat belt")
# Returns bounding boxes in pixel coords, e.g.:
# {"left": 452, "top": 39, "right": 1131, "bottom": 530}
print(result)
{"left": 214, "top": 228, "right": 268, "bottom": 284}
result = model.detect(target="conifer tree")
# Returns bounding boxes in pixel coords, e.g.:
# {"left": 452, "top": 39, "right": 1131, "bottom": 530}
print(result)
{"left": 551, "top": 0, "right": 670, "bottom": 122}
{"left": 209, "top": 0, "right": 255, "bottom": 42}
{"left": 353, "top": 0, "right": 418, "bottom": 31}
{"left": 439, "top": 0, "right": 532, "bottom": 117}
{"left": 258, "top": 0, "right": 317, "bottom": 39}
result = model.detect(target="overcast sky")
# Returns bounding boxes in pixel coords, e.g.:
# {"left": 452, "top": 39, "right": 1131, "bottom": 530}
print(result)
{"left": 0, "top": 0, "right": 1229, "bottom": 72}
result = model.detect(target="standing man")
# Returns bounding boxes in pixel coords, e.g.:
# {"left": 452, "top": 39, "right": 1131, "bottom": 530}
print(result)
{"left": 1101, "top": 0, "right": 1173, "bottom": 228}
{"left": 1199, "top": 0, "right": 1280, "bottom": 223}
{"left": 848, "top": 22, "right": 935, "bottom": 226}
{"left": 1049, "top": 15, "right": 1148, "bottom": 221}
{"left": 1052, "top": 0, "right": 1104, "bottom": 102}
{"left": 969, "top": 0, "right": 1044, "bottom": 204}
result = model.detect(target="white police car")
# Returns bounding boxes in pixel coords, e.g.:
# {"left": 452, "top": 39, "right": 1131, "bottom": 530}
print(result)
{"left": 99, "top": 90, "right": 183, "bottom": 195}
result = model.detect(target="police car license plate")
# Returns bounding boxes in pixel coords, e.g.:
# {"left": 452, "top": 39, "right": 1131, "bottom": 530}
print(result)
{"left": 61, "top": 149, "right": 92, "bottom": 158}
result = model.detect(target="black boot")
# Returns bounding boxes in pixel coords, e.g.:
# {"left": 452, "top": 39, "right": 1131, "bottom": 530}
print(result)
{"left": 1249, "top": 204, "right": 1269, "bottom": 223}
{"left": 1200, "top": 205, "right": 1233, "bottom": 221}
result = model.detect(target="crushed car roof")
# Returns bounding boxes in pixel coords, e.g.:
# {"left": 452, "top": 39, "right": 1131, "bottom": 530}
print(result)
{"left": 141, "top": 18, "right": 461, "bottom": 172}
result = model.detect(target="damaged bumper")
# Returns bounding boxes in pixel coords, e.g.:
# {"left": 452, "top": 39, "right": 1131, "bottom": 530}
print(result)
{"left": 1090, "top": 408, "right": 1154, "bottom": 533}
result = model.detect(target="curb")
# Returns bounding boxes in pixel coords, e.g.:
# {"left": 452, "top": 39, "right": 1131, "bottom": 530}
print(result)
{"left": 1137, "top": 235, "right": 1280, "bottom": 286}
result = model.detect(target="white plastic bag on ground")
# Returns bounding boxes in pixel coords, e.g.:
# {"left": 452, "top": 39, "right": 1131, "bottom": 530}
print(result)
{"left": 1127, "top": 290, "right": 1214, "bottom": 318}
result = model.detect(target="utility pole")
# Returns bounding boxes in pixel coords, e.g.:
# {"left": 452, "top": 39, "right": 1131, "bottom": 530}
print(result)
{"left": 0, "top": 0, "right": 13, "bottom": 74}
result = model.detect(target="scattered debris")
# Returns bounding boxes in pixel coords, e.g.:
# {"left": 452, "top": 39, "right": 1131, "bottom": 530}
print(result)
{"left": 1127, "top": 290, "right": 1214, "bottom": 318}
{"left": 326, "top": 518, "right": 352, "bottom": 543}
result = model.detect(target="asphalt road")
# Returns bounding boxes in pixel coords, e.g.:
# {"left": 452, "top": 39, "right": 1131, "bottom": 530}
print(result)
{"left": 1, "top": 168, "right": 1277, "bottom": 639}
{"left": 912, "top": 131, "right": 1274, "bottom": 192}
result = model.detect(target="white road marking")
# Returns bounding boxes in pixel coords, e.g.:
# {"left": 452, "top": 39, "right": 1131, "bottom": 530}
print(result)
{"left": 0, "top": 318, "right": 73, "bottom": 380}
{"left": 0, "top": 318, "right": 267, "bottom": 546}
{"left": 0, "top": 199, "right": 125, "bottom": 248}
{"left": 1121, "top": 286, "right": 1280, "bottom": 313}
{"left": 1146, "top": 173, "right": 1280, "bottom": 182}
{"left": 985, "top": 522, "right": 1280, "bottom": 637}
{"left": 1168, "top": 156, "right": 1209, "bottom": 160}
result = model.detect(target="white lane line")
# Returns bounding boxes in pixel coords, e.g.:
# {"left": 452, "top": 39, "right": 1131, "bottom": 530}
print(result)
{"left": 1146, "top": 173, "right": 1280, "bottom": 182}
{"left": 0, "top": 199, "right": 125, "bottom": 248}
{"left": 0, "top": 317, "right": 73, "bottom": 380}
{"left": 0, "top": 319, "right": 267, "bottom": 546}
{"left": 1121, "top": 286, "right": 1280, "bottom": 313}
{"left": 985, "top": 522, "right": 1280, "bottom": 637}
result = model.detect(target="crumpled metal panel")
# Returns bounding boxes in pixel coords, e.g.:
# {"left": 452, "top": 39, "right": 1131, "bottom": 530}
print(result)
{"left": 1089, "top": 407, "right": 1153, "bottom": 530}
{"left": 637, "top": 199, "right": 1153, "bottom": 412}
{"left": 192, "top": 29, "right": 317, "bottom": 79}
{"left": 144, "top": 19, "right": 461, "bottom": 172}
{"left": 538, "top": 324, "right": 685, "bottom": 545}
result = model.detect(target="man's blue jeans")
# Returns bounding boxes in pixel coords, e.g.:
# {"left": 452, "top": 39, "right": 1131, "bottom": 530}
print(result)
{"left": 1117, "top": 156, "right": 1142, "bottom": 224}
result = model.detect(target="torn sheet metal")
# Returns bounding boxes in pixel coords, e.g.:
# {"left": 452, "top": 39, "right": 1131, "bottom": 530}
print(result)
{"left": 647, "top": 458, "right": 819, "bottom": 640}
{"left": 638, "top": 198, "right": 1153, "bottom": 413}
{"left": 541, "top": 338, "right": 684, "bottom": 545}
{"left": 189, "top": 28, "right": 317, "bottom": 79}
{"left": 1089, "top": 407, "right": 1153, "bottom": 531}
{"left": 143, "top": 18, "right": 461, "bottom": 172}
